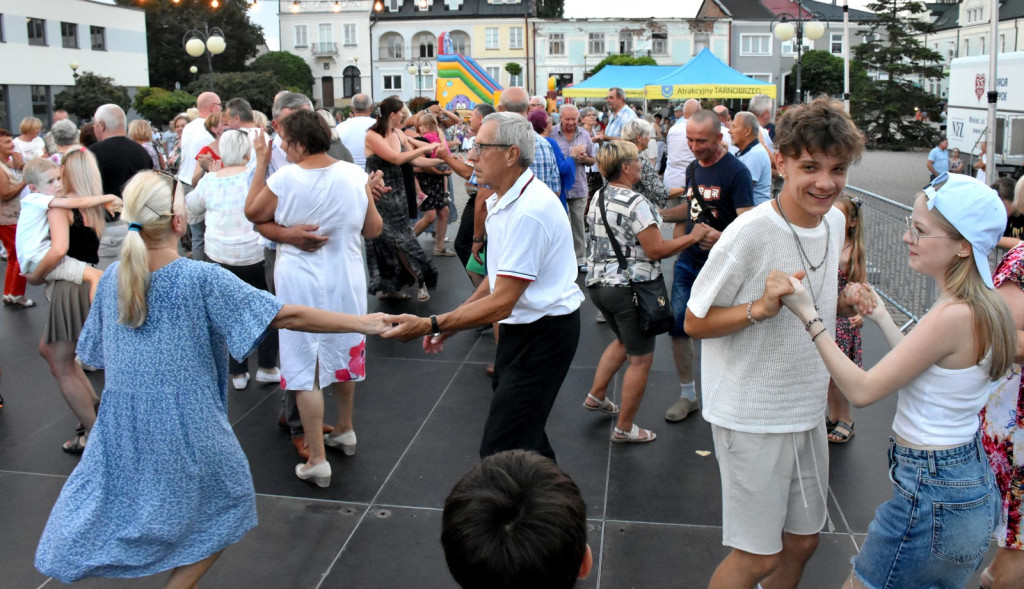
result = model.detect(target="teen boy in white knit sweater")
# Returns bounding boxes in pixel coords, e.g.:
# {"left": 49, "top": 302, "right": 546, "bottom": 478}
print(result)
{"left": 685, "top": 97, "right": 869, "bottom": 589}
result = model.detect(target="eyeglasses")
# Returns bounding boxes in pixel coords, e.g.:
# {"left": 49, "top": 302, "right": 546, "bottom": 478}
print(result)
{"left": 904, "top": 216, "right": 947, "bottom": 246}
{"left": 471, "top": 142, "right": 512, "bottom": 156}
{"left": 151, "top": 170, "right": 179, "bottom": 217}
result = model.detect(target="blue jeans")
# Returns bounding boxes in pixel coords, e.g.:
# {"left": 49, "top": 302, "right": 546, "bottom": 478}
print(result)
{"left": 853, "top": 436, "right": 999, "bottom": 589}
{"left": 669, "top": 257, "right": 701, "bottom": 338}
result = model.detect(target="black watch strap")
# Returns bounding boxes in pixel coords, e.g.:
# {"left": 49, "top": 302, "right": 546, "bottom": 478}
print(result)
{"left": 430, "top": 315, "right": 442, "bottom": 336}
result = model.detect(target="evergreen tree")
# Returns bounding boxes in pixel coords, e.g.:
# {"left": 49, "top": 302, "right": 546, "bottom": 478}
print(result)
{"left": 251, "top": 51, "right": 314, "bottom": 95}
{"left": 536, "top": 0, "right": 564, "bottom": 18}
{"left": 114, "top": 0, "right": 265, "bottom": 91}
{"left": 854, "top": 0, "right": 943, "bottom": 149}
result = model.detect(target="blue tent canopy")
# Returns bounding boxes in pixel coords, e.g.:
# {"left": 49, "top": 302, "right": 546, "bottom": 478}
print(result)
{"left": 646, "top": 49, "right": 776, "bottom": 100}
{"left": 562, "top": 65, "right": 680, "bottom": 99}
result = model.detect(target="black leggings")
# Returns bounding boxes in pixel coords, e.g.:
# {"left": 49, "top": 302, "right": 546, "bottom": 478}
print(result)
{"left": 217, "top": 259, "right": 279, "bottom": 374}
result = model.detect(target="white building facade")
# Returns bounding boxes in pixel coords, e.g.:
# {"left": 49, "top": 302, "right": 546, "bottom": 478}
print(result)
{"left": 532, "top": 18, "right": 731, "bottom": 93}
{"left": 0, "top": 0, "right": 149, "bottom": 129}
{"left": 277, "top": 0, "right": 373, "bottom": 109}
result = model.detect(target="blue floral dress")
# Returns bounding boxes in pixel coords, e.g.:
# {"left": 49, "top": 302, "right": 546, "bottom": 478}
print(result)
{"left": 35, "top": 258, "right": 282, "bottom": 583}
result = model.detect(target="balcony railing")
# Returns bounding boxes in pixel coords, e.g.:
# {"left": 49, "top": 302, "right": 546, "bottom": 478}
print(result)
{"left": 312, "top": 42, "right": 339, "bottom": 56}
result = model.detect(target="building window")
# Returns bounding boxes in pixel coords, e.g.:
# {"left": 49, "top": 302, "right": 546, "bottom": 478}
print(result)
{"left": 413, "top": 31, "right": 435, "bottom": 58}
{"left": 509, "top": 71, "right": 522, "bottom": 86}
{"left": 380, "top": 32, "right": 404, "bottom": 60}
{"left": 417, "top": 74, "right": 434, "bottom": 91}
{"left": 31, "top": 85, "right": 50, "bottom": 129}
{"left": 387, "top": 0, "right": 399, "bottom": 10}
{"left": 981, "top": 36, "right": 986, "bottom": 55}
{"left": 693, "top": 32, "right": 709, "bottom": 56}
{"left": 383, "top": 75, "right": 402, "bottom": 90}
{"left": 0, "top": 15, "right": 5, "bottom": 43}
{"left": 485, "top": 27, "right": 498, "bottom": 49}
{"left": 652, "top": 33, "right": 667, "bottom": 55}
{"left": 745, "top": 73, "right": 772, "bottom": 83}
{"left": 964, "top": 38, "right": 970, "bottom": 56}
{"left": 619, "top": 31, "right": 632, "bottom": 54}
{"left": 548, "top": 33, "right": 564, "bottom": 55}
{"left": 343, "top": 65, "right": 361, "bottom": 98}
{"left": 27, "top": 17, "right": 46, "bottom": 46}
{"left": 90, "top": 26, "right": 105, "bottom": 51}
{"left": 781, "top": 36, "right": 812, "bottom": 56}
{"left": 343, "top": 23, "right": 356, "bottom": 46}
{"left": 324, "top": 62, "right": 330, "bottom": 70}
{"left": 830, "top": 32, "right": 843, "bottom": 55}
{"left": 319, "top": 23, "right": 333, "bottom": 43}
{"left": 61, "top": 22, "right": 77, "bottom": 49}
{"left": 448, "top": 30, "right": 469, "bottom": 54}
{"left": 486, "top": 66, "right": 500, "bottom": 83}
{"left": 588, "top": 32, "right": 605, "bottom": 55}
{"left": 294, "top": 25, "right": 308, "bottom": 48}
{"left": 0, "top": 85, "right": 7, "bottom": 129}
{"left": 1001, "top": 34, "right": 1006, "bottom": 53}
{"left": 510, "top": 27, "right": 523, "bottom": 50}
{"left": 740, "top": 34, "right": 770, "bottom": 56}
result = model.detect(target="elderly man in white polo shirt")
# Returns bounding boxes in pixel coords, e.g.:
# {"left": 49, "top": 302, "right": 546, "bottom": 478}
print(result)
{"left": 383, "top": 112, "right": 583, "bottom": 461}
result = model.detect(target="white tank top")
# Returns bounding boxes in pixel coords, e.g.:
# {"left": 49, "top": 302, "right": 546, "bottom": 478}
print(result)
{"left": 891, "top": 360, "right": 992, "bottom": 446}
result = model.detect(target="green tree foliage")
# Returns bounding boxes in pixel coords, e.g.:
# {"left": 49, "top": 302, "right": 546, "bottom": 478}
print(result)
{"left": 790, "top": 50, "right": 872, "bottom": 103}
{"left": 251, "top": 52, "right": 314, "bottom": 95}
{"left": 186, "top": 72, "right": 279, "bottom": 116}
{"left": 504, "top": 62, "right": 523, "bottom": 77}
{"left": 53, "top": 72, "right": 131, "bottom": 120}
{"left": 114, "top": 0, "right": 265, "bottom": 91}
{"left": 133, "top": 87, "right": 196, "bottom": 125}
{"left": 589, "top": 54, "right": 658, "bottom": 77}
{"left": 536, "top": 0, "right": 564, "bottom": 18}
{"left": 853, "top": 0, "right": 943, "bottom": 149}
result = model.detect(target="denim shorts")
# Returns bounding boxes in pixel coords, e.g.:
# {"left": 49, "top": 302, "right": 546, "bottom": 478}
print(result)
{"left": 669, "top": 257, "right": 701, "bottom": 338}
{"left": 853, "top": 436, "right": 999, "bottom": 589}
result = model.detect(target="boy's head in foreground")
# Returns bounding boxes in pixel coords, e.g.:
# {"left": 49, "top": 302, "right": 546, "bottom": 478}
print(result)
{"left": 442, "top": 450, "right": 592, "bottom": 589}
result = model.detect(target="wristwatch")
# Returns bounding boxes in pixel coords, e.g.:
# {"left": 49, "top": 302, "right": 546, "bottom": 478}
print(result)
{"left": 430, "top": 315, "right": 443, "bottom": 337}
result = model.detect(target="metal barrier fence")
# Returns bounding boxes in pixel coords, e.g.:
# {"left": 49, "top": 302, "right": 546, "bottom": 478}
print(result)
{"left": 845, "top": 186, "right": 934, "bottom": 331}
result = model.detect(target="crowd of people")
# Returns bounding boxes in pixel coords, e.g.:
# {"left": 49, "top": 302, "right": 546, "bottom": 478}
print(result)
{"left": 1, "top": 86, "right": 1023, "bottom": 589}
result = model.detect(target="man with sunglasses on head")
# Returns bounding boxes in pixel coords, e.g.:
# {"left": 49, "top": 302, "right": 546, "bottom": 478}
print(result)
{"left": 175, "top": 92, "right": 221, "bottom": 262}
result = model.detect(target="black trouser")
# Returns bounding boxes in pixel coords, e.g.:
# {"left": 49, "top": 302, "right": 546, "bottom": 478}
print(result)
{"left": 217, "top": 259, "right": 279, "bottom": 375}
{"left": 480, "top": 309, "right": 581, "bottom": 461}
{"left": 454, "top": 192, "right": 476, "bottom": 270}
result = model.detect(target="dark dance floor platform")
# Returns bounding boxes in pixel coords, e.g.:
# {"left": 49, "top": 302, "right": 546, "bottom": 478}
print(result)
{"left": 0, "top": 250, "right": 993, "bottom": 588}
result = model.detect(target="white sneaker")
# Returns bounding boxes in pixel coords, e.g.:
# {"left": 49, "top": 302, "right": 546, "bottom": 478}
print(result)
{"left": 232, "top": 373, "right": 250, "bottom": 389}
{"left": 255, "top": 368, "right": 280, "bottom": 384}
{"left": 595, "top": 310, "right": 606, "bottom": 323}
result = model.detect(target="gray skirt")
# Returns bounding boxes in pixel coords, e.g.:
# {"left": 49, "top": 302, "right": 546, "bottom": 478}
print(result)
{"left": 45, "top": 279, "right": 91, "bottom": 343}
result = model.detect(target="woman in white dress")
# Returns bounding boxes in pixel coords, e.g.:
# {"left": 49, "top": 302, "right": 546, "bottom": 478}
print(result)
{"left": 246, "top": 110, "right": 383, "bottom": 487}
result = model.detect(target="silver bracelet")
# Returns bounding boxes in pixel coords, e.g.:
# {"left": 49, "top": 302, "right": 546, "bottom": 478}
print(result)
{"left": 746, "top": 301, "right": 762, "bottom": 325}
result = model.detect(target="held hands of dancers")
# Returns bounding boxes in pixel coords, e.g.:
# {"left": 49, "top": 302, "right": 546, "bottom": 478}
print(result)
{"left": 380, "top": 314, "right": 450, "bottom": 352}
{"left": 366, "top": 170, "right": 390, "bottom": 202}
{"left": 780, "top": 274, "right": 885, "bottom": 325}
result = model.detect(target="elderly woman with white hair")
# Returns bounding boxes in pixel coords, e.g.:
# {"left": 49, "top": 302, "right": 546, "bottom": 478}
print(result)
{"left": 620, "top": 118, "right": 681, "bottom": 209}
{"left": 187, "top": 130, "right": 280, "bottom": 390}
{"left": 48, "top": 119, "right": 81, "bottom": 164}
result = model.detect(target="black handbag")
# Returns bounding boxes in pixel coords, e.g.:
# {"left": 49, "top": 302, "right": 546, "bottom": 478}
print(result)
{"left": 597, "top": 188, "right": 674, "bottom": 336}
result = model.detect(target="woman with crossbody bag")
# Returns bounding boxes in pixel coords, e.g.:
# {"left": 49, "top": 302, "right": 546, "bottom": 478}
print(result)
{"left": 580, "top": 141, "right": 709, "bottom": 443}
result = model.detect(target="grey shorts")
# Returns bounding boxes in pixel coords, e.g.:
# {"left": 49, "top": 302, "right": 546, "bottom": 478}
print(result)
{"left": 588, "top": 284, "right": 656, "bottom": 356}
{"left": 712, "top": 422, "right": 829, "bottom": 555}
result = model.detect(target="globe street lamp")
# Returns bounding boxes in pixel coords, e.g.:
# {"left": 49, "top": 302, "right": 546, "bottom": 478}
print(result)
{"left": 183, "top": 24, "right": 227, "bottom": 91}
{"left": 407, "top": 59, "right": 433, "bottom": 99}
{"left": 770, "top": 2, "right": 827, "bottom": 104}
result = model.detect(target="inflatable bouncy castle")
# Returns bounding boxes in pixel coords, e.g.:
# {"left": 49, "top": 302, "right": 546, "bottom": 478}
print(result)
{"left": 435, "top": 31, "right": 502, "bottom": 110}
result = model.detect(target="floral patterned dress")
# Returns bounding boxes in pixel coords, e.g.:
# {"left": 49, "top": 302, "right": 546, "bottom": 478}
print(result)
{"left": 835, "top": 266, "right": 862, "bottom": 367}
{"left": 981, "top": 242, "right": 1024, "bottom": 549}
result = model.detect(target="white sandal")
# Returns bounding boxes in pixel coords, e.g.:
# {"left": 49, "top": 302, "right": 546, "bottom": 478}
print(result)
{"left": 583, "top": 393, "right": 619, "bottom": 414}
{"left": 612, "top": 423, "right": 657, "bottom": 444}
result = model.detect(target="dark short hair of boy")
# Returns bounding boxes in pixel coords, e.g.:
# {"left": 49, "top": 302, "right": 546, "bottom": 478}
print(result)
{"left": 774, "top": 95, "right": 864, "bottom": 165}
{"left": 441, "top": 450, "right": 588, "bottom": 589}
{"left": 23, "top": 157, "right": 59, "bottom": 187}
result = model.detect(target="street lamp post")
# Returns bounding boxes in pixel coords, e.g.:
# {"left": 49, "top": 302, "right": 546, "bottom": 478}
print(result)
{"left": 407, "top": 59, "right": 433, "bottom": 99}
{"left": 770, "top": 2, "right": 827, "bottom": 104}
{"left": 183, "top": 23, "right": 227, "bottom": 91}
